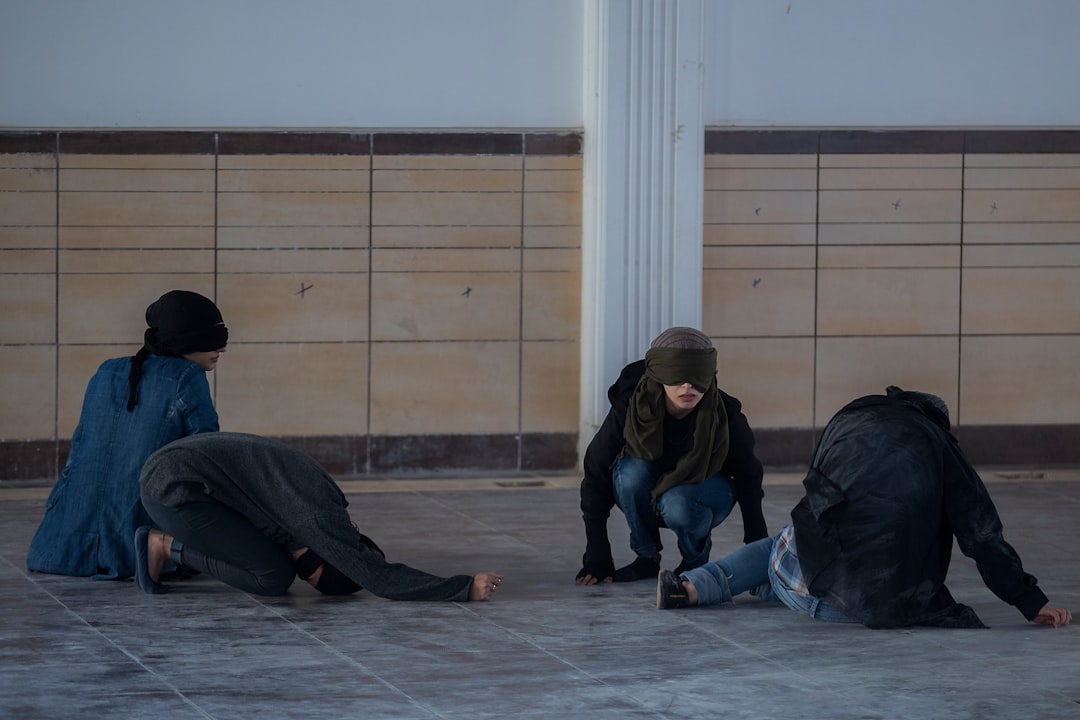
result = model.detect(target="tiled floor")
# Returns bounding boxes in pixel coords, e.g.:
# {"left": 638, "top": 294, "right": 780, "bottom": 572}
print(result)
{"left": 2, "top": 470, "right": 1078, "bottom": 719}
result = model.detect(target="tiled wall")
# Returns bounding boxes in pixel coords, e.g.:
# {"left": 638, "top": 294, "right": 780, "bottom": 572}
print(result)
{"left": 0, "top": 131, "right": 582, "bottom": 480}
{"left": 3, "top": 128, "right": 1079, "bottom": 480}
{"left": 704, "top": 130, "right": 1080, "bottom": 466}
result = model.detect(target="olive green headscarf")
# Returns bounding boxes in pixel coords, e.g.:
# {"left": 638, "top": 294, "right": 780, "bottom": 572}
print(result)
{"left": 623, "top": 346, "right": 730, "bottom": 501}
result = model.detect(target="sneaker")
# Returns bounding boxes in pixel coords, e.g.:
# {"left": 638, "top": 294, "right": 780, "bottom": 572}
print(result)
{"left": 656, "top": 569, "right": 690, "bottom": 609}
{"left": 613, "top": 555, "right": 660, "bottom": 583}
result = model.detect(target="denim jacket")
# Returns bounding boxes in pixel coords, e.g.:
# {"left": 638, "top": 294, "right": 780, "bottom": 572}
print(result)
{"left": 26, "top": 355, "right": 219, "bottom": 579}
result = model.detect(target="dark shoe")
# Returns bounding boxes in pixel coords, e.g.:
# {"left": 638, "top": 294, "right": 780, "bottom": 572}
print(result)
{"left": 613, "top": 556, "right": 660, "bottom": 583}
{"left": 674, "top": 558, "right": 702, "bottom": 575}
{"left": 656, "top": 569, "right": 690, "bottom": 609}
{"left": 133, "top": 526, "right": 169, "bottom": 595}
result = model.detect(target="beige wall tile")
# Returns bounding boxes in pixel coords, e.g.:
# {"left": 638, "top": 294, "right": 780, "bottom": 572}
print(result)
{"left": 373, "top": 155, "right": 521, "bottom": 171}
{"left": 370, "top": 272, "right": 520, "bottom": 341}
{"left": 524, "top": 156, "right": 582, "bottom": 171}
{"left": 214, "top": 342, "right": 367, "bottom": 436}
{"left": 524, "top": 226, "right": 580, "bottom": 248}
{"left": 820, "top": 154, "right": 961, "bottom": 169}
{"left": 0, "top": 191, "right": 55, "bottom": 226}
{"left": 61, "top": 191, "right": 215, "bottom": 227}
{"left": 704, "top": 245, "right": 816, "bottom": 269}
{"left": 219, "top": 226, "right": 368, "bottom": 250}
{"left": 373, "top": 191, "right": 520, "bottom": 227}
{"left": 524, "top": 191, "right": 581, "bottom": 226}
{"left": 523, "top": 271, "right": 580, "bottom": 340}
{"left": 819, "top": 189, "right": 961, "bottom": 223}
{"left": 703, "top": 223, "right": 817, "bottom": 247}
{"left": 0, "top": 153, "right": 55, "bottom": 170}
{"left": 61, "top": 154, "right": 213, "bottom": 170}
{"left": 963, "top": 244, "right": 1080, "bottom": 268}
{"left": 60, "top": 226, "right": 215, "bottom": 249}
{"left": 965, "top": 166, "right": 1080, "bottom": 189}
{"left": 59, "top": 249, "right": 214, "bottom": 274}
{"left": 523, "top": 247, "right": 579, "bottom": 273}
{"left": 963, "top": 222, "right": 1080, "bottom": 245}
{"left": 960, "top": 336, "right": 1080, "bottom": 424}
{"left": 217, "top": 192, "right": 368, "bottom": 227}
{"left": 703, "top": 189, "right": 817, "bottom": 224}
{"left": 218, "top": 169, "right": 370, "bottom": 193}
{"left": 1, "top": 249, "right": 54, "bottom": 273}
{"left": 524, "top": 168, "right": 581, "bottom": 192}
{"left": 0, "top": 275, "right": 56, "bottom": 343}
{"left": 962, "top": 268, "right": 1080, "bottom": 334}
{"left": 373, "top": 226, "right": 521, "bottom": 249}
{"left": 218, "top": 248, "right": 369, "bottom": 274}
{"left": 0, "top": 166, "right": 55, "bottom": 191}
{"left": 815, "top": 336, "right": 959, "bottom": 424}
{"left": 521, "top": 340, "right": 579, "bottom": 433}
{"left": 0, "top": 346, "right": 56, "bottom": 439}
{"left": 217, "top": 274, "right": 368, "bottom": 343}
{"left": 58, "top": 275, "right": 216, "bottom": 345}
{"left": 819, "top": 167, "right": 962, "bottom": 190}
{"left": 817, "top": 245, "right": 960, "bottom": 269}
{"left": 964, "top": 189, "right": 1080, "bottom": 222}
{"left": 218, "top": 155, "right": 369, "bottom": 171}
{"left": 369, "top": 340, "right": 519, "bottom": 434}
{"left": 817, "top": 268, "right": 960, "bottom": 335}
{"left": 714, "top": 337, "right": 815, "bottom": 428}
{"left": 965, "top": 153, "right": 1080, "bottom": 168}
{"left": 705, "top": 154, "right": 817, "bottom": 169}
{"left": 374, "top": 169, "right": 518, "bottom": 192}
{"left": 0, "top": 227, "right": 55, "bottom": 249}
{"left": 60, "top": 168, "right": 213, "bottom": 192}
{"left": 818, "top": 222, "right": 960, "bottom": 246}
{"left": 373, "top": 248, "right": 519, "bottom": 273}
{"left": 704, "top": 167, "right": 817, "bottom": 191}
{"left": 703, "top": 268, "right": 815, "bottom": 337}
{"left": 56, "top": 345, "right": 141, "bottom": 437}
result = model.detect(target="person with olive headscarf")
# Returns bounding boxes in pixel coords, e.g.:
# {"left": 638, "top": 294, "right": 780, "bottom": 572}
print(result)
{"left": 575, "top": 327, "right": 768, "bottom": 585}
{"left": 26, "top": 290, "right": 228, "bottom": 580}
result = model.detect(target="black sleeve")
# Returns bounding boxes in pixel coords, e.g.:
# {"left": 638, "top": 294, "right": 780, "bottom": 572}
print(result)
{"left": 942, "top": 444, "right": 1048, "bottom": 620}
{"left": 718, "top": 391, "right": 769, "bottom": 543}
{"left": 578, "top": 362, "right": 641, "bottom": 578}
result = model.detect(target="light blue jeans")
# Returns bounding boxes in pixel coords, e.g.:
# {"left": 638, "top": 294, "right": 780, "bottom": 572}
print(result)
{"left": 681, "top": 531, "right": 855, "bottom": 623}
{"left": 612, "top": 456, "right": 735, "bottom": 569}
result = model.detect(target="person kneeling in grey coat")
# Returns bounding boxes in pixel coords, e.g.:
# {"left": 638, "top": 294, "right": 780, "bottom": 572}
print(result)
{"left": 135, "top": 432, "right": 503, "bottom": 601}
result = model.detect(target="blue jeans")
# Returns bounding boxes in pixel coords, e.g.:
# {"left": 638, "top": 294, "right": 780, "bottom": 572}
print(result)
{"left": 681, "top": 532, "right": 855, "bottom": 623}
{"left": 612, "top": 456, "right": 735, "bottom": 569}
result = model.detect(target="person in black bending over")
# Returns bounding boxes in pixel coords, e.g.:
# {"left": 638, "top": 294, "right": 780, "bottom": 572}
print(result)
{"left": 575, "top": 327, "right": 768, "bottom": 585}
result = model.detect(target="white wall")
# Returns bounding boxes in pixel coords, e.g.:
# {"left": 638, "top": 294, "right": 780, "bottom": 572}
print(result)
{"left": 0, "top": 0, "right": 584, "bottom": 128}
{"left": 706, "top": 0, "right": 1080, "bottom": 127}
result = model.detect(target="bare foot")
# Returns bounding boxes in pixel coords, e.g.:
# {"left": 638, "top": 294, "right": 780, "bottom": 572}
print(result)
{"left": 684, "top": 580, "right": 699, "bottom": 605}
{"left": 146, "top": 529, "right": 173, "bottom": 583}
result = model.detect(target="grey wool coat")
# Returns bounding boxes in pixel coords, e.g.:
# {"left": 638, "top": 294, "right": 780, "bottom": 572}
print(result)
{"left": 140, "top": 432, "right": 473, "bottom": 601}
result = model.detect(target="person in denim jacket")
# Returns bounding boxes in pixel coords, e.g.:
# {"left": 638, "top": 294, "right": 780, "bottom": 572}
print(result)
{"left": 26, "top": 290, "right": 228, "bottom": 580}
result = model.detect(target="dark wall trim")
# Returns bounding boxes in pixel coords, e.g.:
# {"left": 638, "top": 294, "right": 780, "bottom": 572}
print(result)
{"left": 0, "top": 130, "right": 584, "bottom": 158}
{"left": 0, "top": 433, "right": 580, "bottom": 483}
{"left": 706, "top": 128, "right": 1080, "bottom": 155}
{"left": 4, "top": 426, "right": 1076, "bottom": 483}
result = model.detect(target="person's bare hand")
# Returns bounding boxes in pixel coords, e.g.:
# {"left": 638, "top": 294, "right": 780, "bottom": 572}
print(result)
{"left": 469, "top": 572, "right": 504, "bottom": 601}
{"left": 1032, "top": 604, "right": 1072, "bottom": 628}
{"left": 575, "top": 571, "right": 613, "bottom": 586}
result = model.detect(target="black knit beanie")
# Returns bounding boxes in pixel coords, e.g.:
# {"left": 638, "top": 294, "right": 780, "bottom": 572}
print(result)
{"left": 144, "top": 290, "right": 228, "bottom": 356}
{"left": 127, "top": 290, "right": 227, "bottom": 411}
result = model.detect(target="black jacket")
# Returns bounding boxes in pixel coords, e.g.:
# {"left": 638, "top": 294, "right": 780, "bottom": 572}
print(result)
{"left": 579, "top": 361, "right": 768, "bottom": 577}
{"left": 791, "top": 388, "right": 1049, "bottom": 628}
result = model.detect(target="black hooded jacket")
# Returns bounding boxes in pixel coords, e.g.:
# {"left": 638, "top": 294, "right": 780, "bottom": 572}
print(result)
{"left": 579, "top": 361, "right": 768, "bottom": 578}
{"left": 791, "top": 387, "right": 1048, "bottom": 628}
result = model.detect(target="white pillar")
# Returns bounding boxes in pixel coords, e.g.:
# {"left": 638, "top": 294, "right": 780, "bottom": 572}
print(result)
{"left": 581, "top": 0, "right": 707, "bottom": 448}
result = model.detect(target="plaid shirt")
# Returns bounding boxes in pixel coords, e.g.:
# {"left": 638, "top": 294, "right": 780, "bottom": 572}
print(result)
{"left": 769, "top": 523, "right": 811, "bottom": 597}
